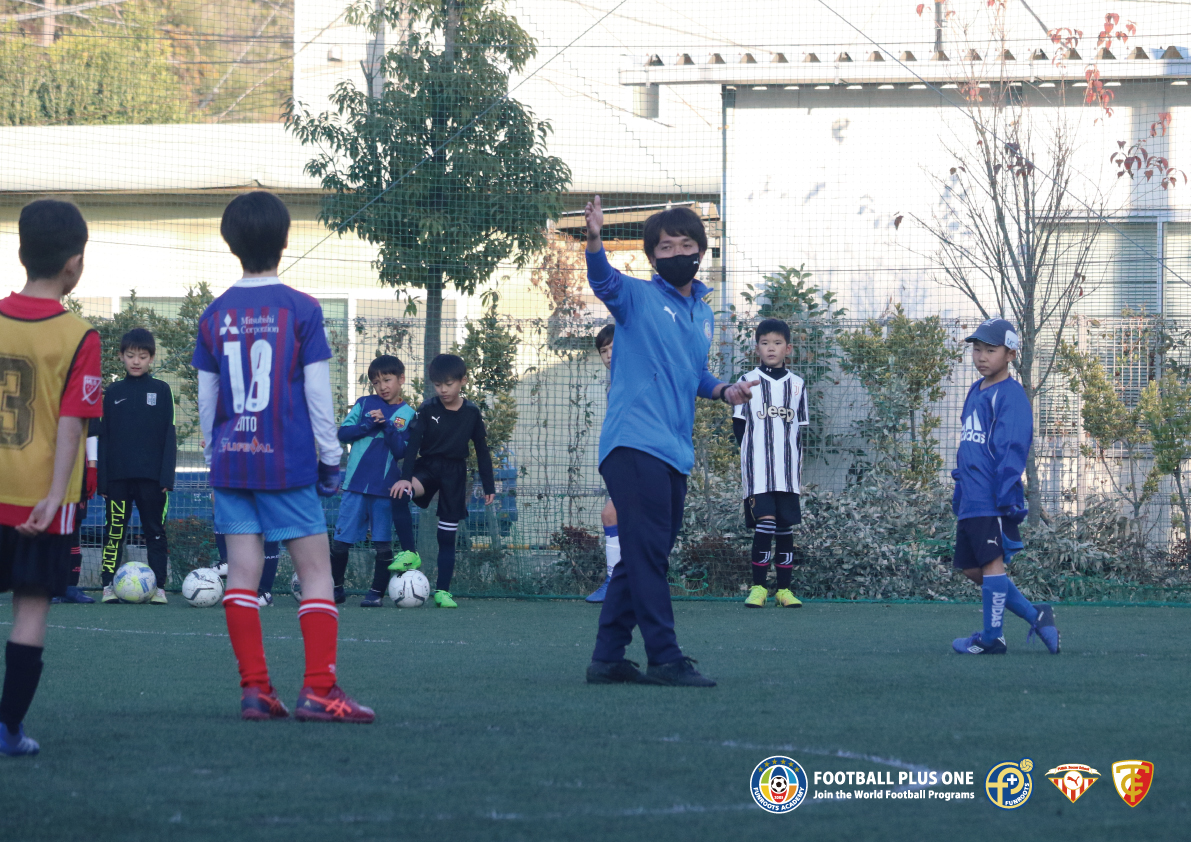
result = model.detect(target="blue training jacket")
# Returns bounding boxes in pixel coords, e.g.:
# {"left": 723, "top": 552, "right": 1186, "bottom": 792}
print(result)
{"left": 952, "top": 377, "right": 1032, "bottom": 520}
{"left": 338, "top": 395, "right": 416, "bottom": 496}
{"left": 587, "top": 247, "right": 722, "bottom": 475}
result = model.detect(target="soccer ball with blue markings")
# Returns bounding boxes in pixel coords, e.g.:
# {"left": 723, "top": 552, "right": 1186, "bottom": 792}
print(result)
{"left": 113, "top": 562, "right": 157, "bottom": 604}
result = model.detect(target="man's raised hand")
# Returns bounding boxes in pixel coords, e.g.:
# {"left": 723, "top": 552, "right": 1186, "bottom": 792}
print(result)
{"left": 585, "top": 195, "right": 603, "bottom": 251}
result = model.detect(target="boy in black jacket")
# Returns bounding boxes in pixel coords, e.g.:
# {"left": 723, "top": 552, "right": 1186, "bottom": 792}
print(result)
{"left": 390, "top": 354, "right": 494, "bottom": 608}
{"left": 96, "top": 328, "right": 177, "bottom": 604}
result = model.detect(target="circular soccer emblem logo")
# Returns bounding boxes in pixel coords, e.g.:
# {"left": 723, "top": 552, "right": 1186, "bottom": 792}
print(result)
{"left": 750, "top": 756, "right": 808, "bottom": 813}
{"left": 703, "top": 319, "right": 712, "bottom": 341}
{"left": 985, "top": 758, "right": 1033, "bottom": 809}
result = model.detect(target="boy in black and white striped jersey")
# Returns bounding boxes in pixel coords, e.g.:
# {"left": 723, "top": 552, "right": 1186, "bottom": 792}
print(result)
{"left": 731, "top": 318, "right": 810, "bottom": 608}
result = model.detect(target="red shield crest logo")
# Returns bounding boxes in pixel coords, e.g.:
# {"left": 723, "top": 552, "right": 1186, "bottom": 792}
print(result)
{"left": 1112, "top": 760, "right": 1154, "bottom": 807}
{"left": 1045, "top": 765, "right": 1099, "bottom": 803}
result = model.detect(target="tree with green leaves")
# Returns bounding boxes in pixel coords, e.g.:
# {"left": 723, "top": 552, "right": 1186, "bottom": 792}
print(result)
{"left": 0, "top": 8, "right": 191, "bottom": 126}
{"left": 1142, "top": 375, "right": 1191, "bottom": 553}
{"left": 285, "top": 0, "right": 571, "bottom": 394}
{"left": 839, "top": 305, "right": 961, "bottom": 486}
{"left": 1058, "top": 339, "right": 1159, "bottom": 532}
{"left": 732, "top": 264, "right": 845, "bottom": 389}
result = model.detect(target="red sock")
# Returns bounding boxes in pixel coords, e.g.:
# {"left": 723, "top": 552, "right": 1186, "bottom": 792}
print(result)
{"left": 298, "top": 599, "right": 338, "bottom": 694}
{"left": 223, "top": 588, "right": 270, "bottom": 691}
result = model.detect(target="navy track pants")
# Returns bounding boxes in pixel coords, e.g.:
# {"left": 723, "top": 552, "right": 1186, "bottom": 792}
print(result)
{"left": 592, "top": 447, "right": 686, "bottom": 666}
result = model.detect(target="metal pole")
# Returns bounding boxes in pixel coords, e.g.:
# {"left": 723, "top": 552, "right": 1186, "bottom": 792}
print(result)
{"left": 719, "top": 86, "right": 735, "bottom": 376}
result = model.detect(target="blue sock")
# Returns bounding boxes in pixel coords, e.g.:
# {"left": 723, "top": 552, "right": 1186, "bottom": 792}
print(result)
{"left": 258, "top": 541, "right": 280, "bottom": 593}
{"left": 1003, "top": 578, "right": 1038, "bottom": 625}
{"left": 982, "top": 574, "right": 1008, "bottom": 644}
{"left": 604, "top": 524, "right": 618, "bottom": 538}
{"left": 391, "top": 498, "right": 417, "bottom": 553}
{"left": 435, "top": 521, "right": 457, "bottom": 591}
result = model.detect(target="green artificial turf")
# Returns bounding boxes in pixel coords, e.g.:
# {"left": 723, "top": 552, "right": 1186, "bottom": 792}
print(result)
{"left": 0, "top": 598, "right": 1185, "bottom": 841}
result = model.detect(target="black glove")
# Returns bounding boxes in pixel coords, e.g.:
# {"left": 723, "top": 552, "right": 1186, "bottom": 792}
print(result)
{"left": 316, "top": 462, "right": 341, "bottom": 497}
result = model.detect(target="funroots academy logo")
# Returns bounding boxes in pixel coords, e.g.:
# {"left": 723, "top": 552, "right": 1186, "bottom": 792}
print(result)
{"left": 750, "top": 756, "right": 809, "bottom": 813}
{"left": 1045, "top": 764, "right": 1100, "bottom": 803}
{"left": 1112, "top": 760, "right": 1154, "bottom": 807}
{"left": 985, "top": 758, "right": 1033, "bottom": 809}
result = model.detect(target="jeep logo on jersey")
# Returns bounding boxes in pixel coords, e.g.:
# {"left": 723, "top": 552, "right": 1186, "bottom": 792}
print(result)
{"left": 757, "top": 405, "right": 797, "bottom": 423}
{"left": 960, "top": 412, "right": 986, "bottom": 444}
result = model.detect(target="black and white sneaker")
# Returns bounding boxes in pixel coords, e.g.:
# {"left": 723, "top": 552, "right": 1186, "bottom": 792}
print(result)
{"left": 643, "top": 657, "right": 717, "bottom": 687}
{"left": 586, "top": 659, "right": 645, "bottom": 684}
{"left": 213, "top": 562, "right": 228, "bottom": 578}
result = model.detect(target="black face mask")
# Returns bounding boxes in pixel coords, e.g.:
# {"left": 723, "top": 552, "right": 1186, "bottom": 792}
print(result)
{"left": 654, "top": 253, "right": 700, "bottom": 287}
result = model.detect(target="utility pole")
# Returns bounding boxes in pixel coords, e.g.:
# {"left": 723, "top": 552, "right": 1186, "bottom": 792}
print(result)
{"left": 39, "top": 0, "right": 56, "bottom": 46}
{"left": 362, "top": 0, "right": 386, "bottom": 100}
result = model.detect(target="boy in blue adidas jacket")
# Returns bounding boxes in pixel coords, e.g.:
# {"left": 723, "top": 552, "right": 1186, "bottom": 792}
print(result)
{"left": 950, "top": 319, "right": 1059, "bottom": 655}
{"left": 331, "top": 355, "right": 418, "bottom": 607}
{"left": 582, "top": 196, "right": 757, "bottom": 687}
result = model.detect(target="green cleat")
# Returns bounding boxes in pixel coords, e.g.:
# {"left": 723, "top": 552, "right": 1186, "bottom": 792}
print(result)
{"left": 774, "top": 589, "right": 802, "bottom": 608}
{"left": 150, "top": 588, "right": 168, "bottom": 605}
{"left": 101, "top": 585, "right": 119, "bottom": 604}
{"left": 433, "top": 590, "right": 458, "bottom": 608}
{"left": 388, "top": 550, "right": 422, "bottom": 573}
{"left": 744, "top": 585, "right": 768, "bottom": 608}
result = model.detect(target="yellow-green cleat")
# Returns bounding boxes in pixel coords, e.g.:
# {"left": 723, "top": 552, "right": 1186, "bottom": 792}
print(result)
{"left": 433, "top": 590, "right": 457, "bottom": 608}
{"left": 774, "top": 589, "right": 802, "bottom": 608}
{"left": 744, "top": 585, "right": 768, "bottom": 608}
{"left": 150, "top": 588, "right": 168, "bottom": 605}
{"left": 388, "top": 550, "right": 422, "bottom": 573}
{"left": 101, "top": 585, "right": 119, "bottom": 604}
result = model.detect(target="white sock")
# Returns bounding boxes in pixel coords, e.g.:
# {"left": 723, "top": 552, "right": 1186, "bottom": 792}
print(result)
{"left": 605, "top": 535, "right": 620, "bottom": 578}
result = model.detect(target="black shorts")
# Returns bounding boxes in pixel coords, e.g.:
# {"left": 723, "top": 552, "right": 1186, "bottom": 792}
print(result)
{"left": 744, "top": 492, "right": 802, "bottom": 529}
{"left": 953, "top": 517, "right": 1020, "bottom": 570}
{"left": 0, "top": 525, "right": 73, "bottom": 597}
{"left": 410, "top": 457, "right": 470, "bottom": 524}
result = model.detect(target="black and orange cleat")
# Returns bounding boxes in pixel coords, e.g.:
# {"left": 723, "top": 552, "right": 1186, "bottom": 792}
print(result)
{"left": 294, "top": 685, "right": 375, "bottom": 724}
{"left": 240, "top": 686, "right": 290, "bottom": 721}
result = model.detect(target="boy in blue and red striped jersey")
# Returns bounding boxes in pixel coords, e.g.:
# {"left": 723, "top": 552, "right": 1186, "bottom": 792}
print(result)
{"left": 192, "top": 191, "right": 372, "bottom": 723}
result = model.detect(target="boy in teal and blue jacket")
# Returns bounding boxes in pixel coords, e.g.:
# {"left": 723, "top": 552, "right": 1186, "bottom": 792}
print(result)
{"left": 331, "top": 355, "right": 418, "bottom": 607}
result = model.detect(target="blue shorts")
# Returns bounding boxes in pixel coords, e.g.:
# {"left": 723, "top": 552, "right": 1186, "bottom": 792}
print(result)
{"left": 334, "top": 491, "right": 393, "bottom": 544}
{"left": 213, "top": 486, "right": 327, "bottom": 543}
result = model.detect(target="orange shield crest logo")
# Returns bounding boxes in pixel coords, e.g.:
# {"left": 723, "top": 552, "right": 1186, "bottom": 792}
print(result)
{"left": 1112, "top": 760, "right": 1154, "bottom": 807}
{"left": 1046, "top": 765, "right": 1100, "bottom": 803}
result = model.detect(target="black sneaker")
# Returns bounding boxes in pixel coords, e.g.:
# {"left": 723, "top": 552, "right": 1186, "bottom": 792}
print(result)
{"left": 586, "top": 659, "right": 645, "bottom": 684}
{"left": 360, "top": 589, "right": 384, "bottom": 608}
{"left": 333, "top": 586, "right": 346, "bottom": 605}
{"left": 643, "top": 656, "right": 717, "bottom": 687}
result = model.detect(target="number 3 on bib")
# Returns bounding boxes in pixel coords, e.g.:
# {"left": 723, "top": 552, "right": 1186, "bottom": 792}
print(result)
{"left": 224, "top": 340, "right": 273, "bottom": 413}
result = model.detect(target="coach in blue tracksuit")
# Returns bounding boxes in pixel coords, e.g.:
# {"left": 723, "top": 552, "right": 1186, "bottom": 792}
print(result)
{"left": 582, "top": 196, "right": 757, "bottom": 688}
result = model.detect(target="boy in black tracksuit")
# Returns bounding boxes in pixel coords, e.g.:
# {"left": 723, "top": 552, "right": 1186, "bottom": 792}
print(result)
{"left": 96, "top": 328, "right": 177, "bottom": 604}
{"left": 390, "top": 354, "right": 495, "bottom": 608}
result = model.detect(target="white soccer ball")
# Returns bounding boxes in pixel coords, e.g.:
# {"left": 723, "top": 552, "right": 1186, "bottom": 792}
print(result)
{"left": 113, "top": 562, "right": 157, "bottom": 604}
{"left": 181, "top": 568, "right": 224, "bottom": 608}
{"left": 389, "top": 570, "right": 430, "bottom": 608}
{"left": 290, "top": 571, "right": 302, "bottom": 604}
